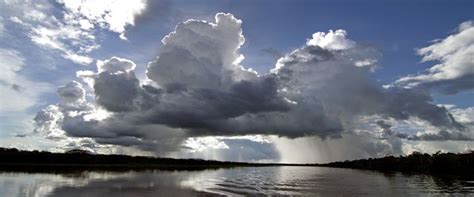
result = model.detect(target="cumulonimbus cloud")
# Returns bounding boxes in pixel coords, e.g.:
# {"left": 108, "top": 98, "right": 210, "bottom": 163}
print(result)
{"left": 34, "top": 13, "right": 471, "bottom": 154}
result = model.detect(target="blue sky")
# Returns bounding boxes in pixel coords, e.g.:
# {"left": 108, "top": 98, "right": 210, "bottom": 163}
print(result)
{"left": 1, "top": 0, "right": 473, "bottom": 162}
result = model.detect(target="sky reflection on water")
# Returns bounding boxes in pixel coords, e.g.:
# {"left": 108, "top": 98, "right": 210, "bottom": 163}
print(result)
{"left": 1, "top": 167, "right": 473, "bottom": 196}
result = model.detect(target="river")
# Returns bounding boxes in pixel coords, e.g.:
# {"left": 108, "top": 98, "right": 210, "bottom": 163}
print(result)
{"left": 1, "top": 166, "right": 473, "bottom": 196}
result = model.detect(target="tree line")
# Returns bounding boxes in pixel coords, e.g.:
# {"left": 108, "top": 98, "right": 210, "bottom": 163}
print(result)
{"left": 0, "top": 147, "right": 263, "bottom": 168}
{"left": 321, "top": 151, "right": 474, "bottom": 176}
{"left": 1, "top": 147, "right": 472, "bottom": 176}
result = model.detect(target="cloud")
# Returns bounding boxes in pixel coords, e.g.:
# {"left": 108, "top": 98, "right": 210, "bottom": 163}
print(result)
{"left": 93, "top": 58, "right": 142, "bottom": 112}
{"left": 273, "top": 133, "right": 402, "bottom": 163}
{"left": 34, "top": 13, "right": 470, "bottom": 157}
{"left": 0, "top": 48, "right": 24, "bottom": 83}
{"left": 184, "top": 137, "right": 230, "bottom": 152}
{"left": 451, "top": 106, "right": 474, "bottom": 125}
{"left": 0, "top": 17, "right": 4, "bottom": 36}
{"left": 146, "top": 13, "right": 255, "bottom": 90}
{"left": 2, "top": 0, "right": 147, "bottom": 64}
{"left": 5, "top": 1, "right": 96, "bottom": 64}
{"left": 0, "top": 48, "right": 53, "bottom": 152}
{"left": 0, "top": 48, "right": 51, "bottom": 116}
{"left": 261, "top": 47, "right": 283, "bottom": 60}
{"left": 395, "top": 20, "right": 474, "bottom": 94}
{"left": 97, "top": 57, "right": 137, "bottom": 73}
{"left": 408, "top": 106, "right": 474, "bottom": 141}
{"left": 403, "top": 140, "right": 474, "bottom": 156}
{"left": 306, "top": 29, "right": 355, "bottom": 50}
{"left": 410, "top": 130, "right": 472, "bottom": 141}
{"left": 176, "top": 135, "right": 279, "bottom": 162}
{"left": 34, "top": 105, "right": 66, "bottom": 140}
{"left": 58, "top": 0, "right": 146, "bottom": 39}
{"left": 0, "top": 48, "right": 37, "bottom": 114}
{"left": 57, "top": 81, "right": 86, "bottom": 105}
{"left": 35, "top": 80, "right": 187, "bottom": 153}
{"left": 367, "top": 108, "right": 473, "bottom": 143}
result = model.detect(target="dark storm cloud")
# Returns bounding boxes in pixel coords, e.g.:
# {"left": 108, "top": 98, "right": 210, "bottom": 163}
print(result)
{"left": 93, "top": 57, "right": 143, "bottom": 112}
{"left": 414, "top": 74, "right": 474, "bottom": 95}
{"left": 94, "top": 71, "right": 141, "bottom": 112}
{"left": 382, "top": 88, "right": 465, "bottom": 131}
{"left": 376, "top": 120, "right": 393, "bottom": 136}
{"left": 139, "top": 76, "right": 289, "bottom": 130}
{"left": 375, "top": 120, "right": 406, "bottom": 140}
{"left": 57, "top": 81, "right": 85, "bottom": 104}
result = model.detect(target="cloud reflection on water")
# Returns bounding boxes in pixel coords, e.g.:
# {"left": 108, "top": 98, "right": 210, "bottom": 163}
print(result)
{"left": 1, "top": 167, "right": 473, "bottom": 196}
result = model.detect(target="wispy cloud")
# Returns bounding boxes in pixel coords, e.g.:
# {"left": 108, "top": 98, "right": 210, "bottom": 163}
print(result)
{"left": 3, "top": 0, "right": 146, "bottom": 65}
{"left": 0, "top": 48, "right": 52, "bottom": 136}
{"left": 395, "top": 20, "right": 474, "bottom": 94}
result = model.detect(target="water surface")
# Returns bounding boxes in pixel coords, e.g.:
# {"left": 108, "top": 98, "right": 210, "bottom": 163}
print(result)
{"left": 1, "top": 166, "right": 473, "bottom": 196}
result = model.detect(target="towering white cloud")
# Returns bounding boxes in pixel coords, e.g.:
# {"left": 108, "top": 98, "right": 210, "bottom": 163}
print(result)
{"left": 147, "top": 13, "right": 255, "bottom": 90}
{"left": 306, "top": 29, "right": 355, "bottom": 50}
{"left": 396, "top": 20, "right": 474, "bottom": 94}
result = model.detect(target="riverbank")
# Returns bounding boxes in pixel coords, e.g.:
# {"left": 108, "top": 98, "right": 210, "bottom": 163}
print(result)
{"left": 321, "top": 151, "right": 474, "bottom": 177}
{"left": 1, "top": 147, "right": 472, "bottom": 177}
{"left": 0, "top": 147, "right": 313, "bottom": 173}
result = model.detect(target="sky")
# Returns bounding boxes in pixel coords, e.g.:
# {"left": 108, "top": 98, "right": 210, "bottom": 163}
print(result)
{"left": 0, "top": 0, "right": 473, "bottom": 163}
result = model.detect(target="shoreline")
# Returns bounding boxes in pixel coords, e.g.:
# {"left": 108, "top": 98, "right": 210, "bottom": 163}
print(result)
{"left": 1, "top": 147, "right": 472, "bottom": 177}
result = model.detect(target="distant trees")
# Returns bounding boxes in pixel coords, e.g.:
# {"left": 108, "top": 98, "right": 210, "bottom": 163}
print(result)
{"left": 322, "top": 151, "right": 474, "bottom": 176}
{"left": 0, "top": 147, "right": 272, "bottom": 171}
{"left": 65, "top": 149, "right": 92, "bottom": 154}
{"left": 1, "top": 147, "right": 472, "bottom": 176}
